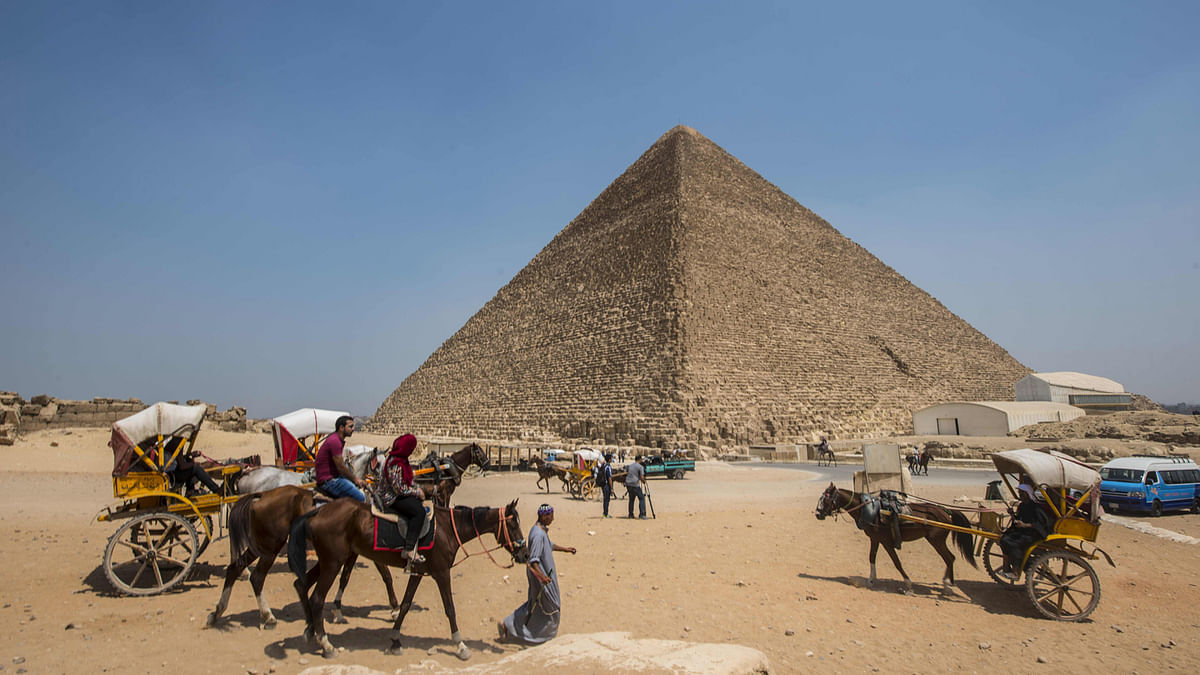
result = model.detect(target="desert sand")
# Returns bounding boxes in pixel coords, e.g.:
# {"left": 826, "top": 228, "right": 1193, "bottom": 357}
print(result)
{"left": 1, "top": 428, "right": 1198, "bottom": 674}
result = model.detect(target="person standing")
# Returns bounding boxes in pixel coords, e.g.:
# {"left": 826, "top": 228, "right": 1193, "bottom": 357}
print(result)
{"left": 374, "top": 434, "right": 428, "bottom": 570}
{"left": 498, "top": 504, "right": 576, "bottom": 645}
{"left": 625, "top": 455, "right": 647, "bottom": 519}
{"left": 314, "top": 415, "right": 366, "bottom": 501}
{"left": 598, "top": 453, "right": 614, "bottom": 518}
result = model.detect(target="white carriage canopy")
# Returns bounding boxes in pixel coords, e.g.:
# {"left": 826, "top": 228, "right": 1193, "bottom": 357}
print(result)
{"left": 991, "top": 448, "right": 1100, "bottom": 492}
{"left": 108, "top": 403, "right": 207, "bottom": 477}
{"left": 272, "top": 408, "right": 350, "bottom": 465}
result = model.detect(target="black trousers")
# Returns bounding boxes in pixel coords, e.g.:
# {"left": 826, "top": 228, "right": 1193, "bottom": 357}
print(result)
{"left": 175, "top": 465, "right": 221, "bottom": 494}
{"left": 999, "top": 528, "right": 1041, "bottom": 567}
{"left": 391, "top": 495, "right": 425, "bottom": 550}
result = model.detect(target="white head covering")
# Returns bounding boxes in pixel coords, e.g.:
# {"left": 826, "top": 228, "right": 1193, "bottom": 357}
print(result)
{"left": 1017, "top": 483, "right": 1037, "bottom": 500}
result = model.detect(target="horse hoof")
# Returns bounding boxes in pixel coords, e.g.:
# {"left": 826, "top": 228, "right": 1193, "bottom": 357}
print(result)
{"left": 386, "top": 641, "right": 402, "bottom": 656}
{"left": 261, "top": 619, "right": 277, "bottom": 630}
{"left": 457, "top": 645, "right": 471, "bottom": 661}
{"left": 204, "top": 613, "right": 219, "bottom": 628}
{"left": 322, "top": 649, "right": 336, "bottom": 660}
{"left": 331, "top": 615, "right": 348, "bottom": 625}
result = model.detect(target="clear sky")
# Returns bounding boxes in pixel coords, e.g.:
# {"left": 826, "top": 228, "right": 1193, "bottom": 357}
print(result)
{"left": 2, "top": 1, "right": 1197, "bottom": 417}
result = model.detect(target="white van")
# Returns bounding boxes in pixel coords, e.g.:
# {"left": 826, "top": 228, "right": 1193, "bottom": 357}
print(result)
{"left": 1099, "top": 455, "right": 1200, "bottom": 516}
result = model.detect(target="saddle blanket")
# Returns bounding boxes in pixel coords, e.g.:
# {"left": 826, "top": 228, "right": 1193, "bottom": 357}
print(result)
{"left": 373, "top": 507, "right": 436, "bottom": 552}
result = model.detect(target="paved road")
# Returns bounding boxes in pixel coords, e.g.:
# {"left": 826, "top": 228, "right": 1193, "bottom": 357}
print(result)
{"left": 728, "top": 462, "right": 996, "bottom": 490}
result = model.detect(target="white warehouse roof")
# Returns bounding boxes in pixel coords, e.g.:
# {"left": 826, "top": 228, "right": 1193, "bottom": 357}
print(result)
{"left": 1025, "top": 372, "right": 1124, "bottom": 393}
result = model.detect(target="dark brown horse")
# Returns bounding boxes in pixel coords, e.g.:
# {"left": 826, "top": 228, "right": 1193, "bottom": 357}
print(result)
{"left": 529, "top": 456, "right": 568, "bottom": 493}
{"left": 814, "top": 483, "right": 976, "bottom": 594}
{"left": 206, "top": 486, "right": 400, "bottom": 628}
{"left": 288, "top": 498, "right": 527, "bottom": 659}
{"left": 414, "top": 442, "right": 489, "bottom": 506}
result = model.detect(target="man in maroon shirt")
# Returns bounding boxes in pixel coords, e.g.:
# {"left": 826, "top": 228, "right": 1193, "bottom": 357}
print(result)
{"left": 314, "top": 416, "right": 366, "bottom": 501}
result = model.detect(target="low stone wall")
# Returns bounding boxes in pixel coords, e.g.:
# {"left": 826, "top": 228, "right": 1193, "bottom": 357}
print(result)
{"left": 0, "top": 392, "right": 249, "bottom": 444}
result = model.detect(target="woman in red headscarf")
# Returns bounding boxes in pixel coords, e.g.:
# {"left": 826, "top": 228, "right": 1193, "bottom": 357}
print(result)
{"left": 374, "top": 434, "right": 427, "bottom": 567}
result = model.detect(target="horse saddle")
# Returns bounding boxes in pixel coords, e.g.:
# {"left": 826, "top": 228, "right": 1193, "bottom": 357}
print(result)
{"left": 371, "top": 504, "right": 435, "bottom": 552}
{"left": 857, "top": 491, "right": 910, "bottom": 548}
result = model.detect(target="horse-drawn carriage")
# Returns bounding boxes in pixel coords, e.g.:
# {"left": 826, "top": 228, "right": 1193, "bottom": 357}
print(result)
{"left": 817, "top": 448, "right": 1113, "bottom": 622}
{"left": 98, "top": 402, "right": 256, "bottom": 595}
{"left": 271, "top": 408, "right": 350, "bottom": 469}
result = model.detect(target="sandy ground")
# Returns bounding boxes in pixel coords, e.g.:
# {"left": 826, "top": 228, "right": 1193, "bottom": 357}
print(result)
{"left": 1, "top": 428, "right": 1198, "bottom": 674}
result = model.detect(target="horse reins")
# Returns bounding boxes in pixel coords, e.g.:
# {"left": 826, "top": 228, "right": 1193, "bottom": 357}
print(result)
{"left": 448, "top": 506, "right": 520, "bottom": 569}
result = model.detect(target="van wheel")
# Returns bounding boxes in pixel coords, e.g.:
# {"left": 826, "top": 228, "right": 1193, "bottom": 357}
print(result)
{"left": 1191, "top": 497, "right": 1199, "bottom": 514}
{"left": 1151, "top": 500, "right": 1162, "bottom": 517}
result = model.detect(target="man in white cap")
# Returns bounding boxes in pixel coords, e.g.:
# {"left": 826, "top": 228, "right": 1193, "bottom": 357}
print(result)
{"left": 997, "top": 483, "right": 1051, "bottom": 580}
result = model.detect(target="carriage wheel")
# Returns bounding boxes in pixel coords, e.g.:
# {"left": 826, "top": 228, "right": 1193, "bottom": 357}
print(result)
{"left": 581, "top": 477, "right": 597, "bottom": 501}
{"left": 187, "top": 514, "right": 213, "bottom": 558}
{"left": 103, "top": 512, "right": 199, "bottom": 596}
{"left": 1025, "top": 550, "right": 1101, "bottom": 622}
{"left": 981, "top": 540, "right": 1020, "bottom": 589}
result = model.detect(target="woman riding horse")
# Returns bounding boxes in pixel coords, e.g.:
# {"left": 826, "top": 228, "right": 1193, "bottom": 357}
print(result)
{"left": 288, "top": 498, "right": 528, "bottom": 660}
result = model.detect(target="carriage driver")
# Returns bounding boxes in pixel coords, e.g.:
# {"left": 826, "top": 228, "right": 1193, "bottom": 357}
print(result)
{"left": 314, "top": 415, "right": 366, "bottom": 501}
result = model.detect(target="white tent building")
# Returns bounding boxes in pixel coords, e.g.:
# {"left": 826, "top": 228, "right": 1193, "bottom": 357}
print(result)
{"left": 912, "top": 401, "right": 1086, "bottom": 436}
{"left": 1015, "top": 372, "right": 1131, "bottom": 413}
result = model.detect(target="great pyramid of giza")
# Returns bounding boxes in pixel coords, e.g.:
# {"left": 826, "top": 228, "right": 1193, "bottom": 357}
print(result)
{"left": 373, "top": 126, "right": 1030, "bottom": 446}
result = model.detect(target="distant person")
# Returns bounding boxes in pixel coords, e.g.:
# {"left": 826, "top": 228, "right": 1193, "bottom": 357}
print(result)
{"left": 625, "top": 455, "right": 647, "bottom": 519}
{"left": 598, "top": 453, "right": 614, "bottom": 518}
{"left": 314, "top": 415, "right": 366, "bottom": 501}
{"left": 498, "top": 504, "right": 576, "bottom": 645}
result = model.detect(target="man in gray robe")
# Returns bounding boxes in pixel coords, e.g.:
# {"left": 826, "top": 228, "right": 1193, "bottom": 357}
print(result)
{"left": 498, "top": 503, "right": 576, "bottom": 645}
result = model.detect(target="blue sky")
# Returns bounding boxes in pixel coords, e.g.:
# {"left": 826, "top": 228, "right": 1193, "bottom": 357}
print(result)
{"left": 2, "top": 1, "right": 1197, "bottom": 417}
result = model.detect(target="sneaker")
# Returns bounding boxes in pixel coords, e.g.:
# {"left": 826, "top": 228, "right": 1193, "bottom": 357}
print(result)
{"left": 639, "top": 515, "right": 649, "bottom": 520}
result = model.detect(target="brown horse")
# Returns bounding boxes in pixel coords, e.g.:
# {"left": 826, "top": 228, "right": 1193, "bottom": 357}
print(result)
{"left": 814, "top": 483, "right": 976, "bottom": 594}
{"left": 414, "top": 442, "right": 489, "bottom": 506}
{"left": 529, "top": 456, "right": 568, "bottom": 493}
{"left": 206, "top": 486, "right": 400, "bottom": 628}
{"left": 287, "top": 498, "right": 528, "bottom": 660}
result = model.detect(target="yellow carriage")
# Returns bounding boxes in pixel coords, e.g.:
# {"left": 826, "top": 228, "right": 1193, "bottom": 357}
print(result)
{"left": 270, "top": 407, "right": 350, "bottom": 469}
{"left": 98, "top": 403, "right": 253, "bottom": 596}
{"left": 902, "top": 448, "right": 1114, "bottom": 621}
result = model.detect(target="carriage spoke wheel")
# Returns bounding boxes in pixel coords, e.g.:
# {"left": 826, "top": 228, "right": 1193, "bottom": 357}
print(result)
{"left": 104, "top": 512, "right": 199, "bottom": 596}
{"left": 581, "top": 478, "right": 597, "bottom": 501}
{"left": 187, "top": 514, "right": 213, "bottom": 558}
{"left": 981, "top": 540, "right": 1021, "bottom": 588}
{"left": 1025, "top": 550, "right": 1100, "bottom": 622}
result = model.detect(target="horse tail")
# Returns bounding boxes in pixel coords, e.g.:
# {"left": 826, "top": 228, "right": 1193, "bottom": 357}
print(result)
{"left": 286, "top": 508, "right": 320, "bottom": 581}
{"left": 227, "top": 493, "right": 261, "bottom": 562}
{"left": 949, "top": 509, "right": 977, "bottom": 568}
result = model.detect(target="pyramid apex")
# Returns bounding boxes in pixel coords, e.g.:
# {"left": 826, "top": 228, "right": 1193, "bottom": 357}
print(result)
{"left": 660, "top": 124, "right": 703, "bottom": 140}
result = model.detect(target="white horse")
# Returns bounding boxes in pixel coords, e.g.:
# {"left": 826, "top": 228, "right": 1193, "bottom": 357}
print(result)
{"left": 235, "top": 445, "right": 386, "bottom": 494}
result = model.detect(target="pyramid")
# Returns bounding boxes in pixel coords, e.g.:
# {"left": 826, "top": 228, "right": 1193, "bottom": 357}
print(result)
{"left": 373, "top": 126, "right": 1030, "bottom": 446}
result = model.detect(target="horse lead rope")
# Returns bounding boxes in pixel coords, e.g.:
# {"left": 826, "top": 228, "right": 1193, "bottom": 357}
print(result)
{"left": 448, "top": 506, "right": 517, "bottom": 569}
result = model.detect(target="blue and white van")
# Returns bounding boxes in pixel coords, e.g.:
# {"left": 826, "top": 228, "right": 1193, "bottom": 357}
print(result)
{"left": 1099, "top": 455, "right": 1200, "bottom": 516}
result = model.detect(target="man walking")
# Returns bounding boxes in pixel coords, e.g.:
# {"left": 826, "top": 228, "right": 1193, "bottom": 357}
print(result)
{"left": 625, "top": 455, "right": 647, "bottom": 519}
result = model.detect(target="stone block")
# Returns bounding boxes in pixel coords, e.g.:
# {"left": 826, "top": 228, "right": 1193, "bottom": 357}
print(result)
{"left": 30, "top": 394, "right": 53, "bottom": 406}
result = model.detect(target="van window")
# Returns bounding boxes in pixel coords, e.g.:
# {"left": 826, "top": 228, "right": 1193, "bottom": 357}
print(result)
{"left": 1144, "top": 471, "right": 1159, "bottom": 485}
{"left": 1189, "top": 469, "right": 1200, "bottom": 482}
{"left": 1100, "top": 468, "right": 1143, "bottom": 482}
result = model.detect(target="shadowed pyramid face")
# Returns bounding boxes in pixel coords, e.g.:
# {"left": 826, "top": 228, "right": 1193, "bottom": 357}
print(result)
{"left": 373, "top": 126, "right": 1028, "bottom": 447}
